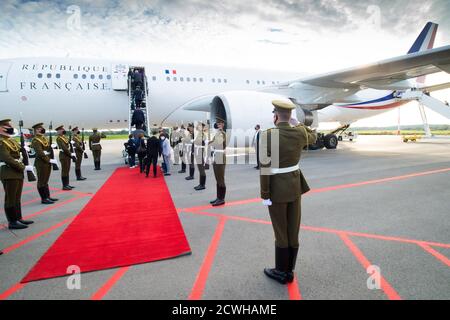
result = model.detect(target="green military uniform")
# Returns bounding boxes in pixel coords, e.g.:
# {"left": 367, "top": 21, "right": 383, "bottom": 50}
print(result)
{"left": 193, "top": 124, "right": 207, "bottom": 190}
{"left": 89, "top": 129, "right": 103, "bottom": 170}
{"left": 56, "top": 125, "right": 74, "bottom": 190}
{"left": 260, "top": 100, "right": 317, "bottom": 285}
{"left": 31, "top": 123, "right": 58, "bottom": 204}
{"left": 209, "top": 117, "right": 227, "bottom": 206}
{"left": 0, "top": 119, "right": 33, "bottom": 229}
{"left": 71, "top": 127, "right": 86, "bottom": 181}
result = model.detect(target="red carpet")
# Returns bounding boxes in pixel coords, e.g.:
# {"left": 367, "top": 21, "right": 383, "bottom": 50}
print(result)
{"left": 22, "top": 167, "right": 191, "bottom": 283}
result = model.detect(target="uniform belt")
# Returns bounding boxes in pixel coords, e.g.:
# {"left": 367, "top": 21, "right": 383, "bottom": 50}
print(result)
{"left": 44, "top": 151, "right": 50, "bottom": 155}
{"left": 270, "top": 164, "right": 300, "bottom": 174}
{"left": 91, "top": 143, "right": 101, "bottom": 145}
{"left": 214, "top": 150, "right": 225, "bottom": 153}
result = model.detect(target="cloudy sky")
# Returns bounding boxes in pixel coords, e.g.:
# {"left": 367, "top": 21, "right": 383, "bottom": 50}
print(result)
{"left": 1, "top": 0, "right": 450, "bottom": 126}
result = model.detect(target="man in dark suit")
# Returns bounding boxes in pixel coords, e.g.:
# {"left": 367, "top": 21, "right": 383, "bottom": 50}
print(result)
{"left": 145, "top": 129, "right": 162, "bottom": 178}
{"left": 131, "top": 106, "right": 145, "bottom": 130}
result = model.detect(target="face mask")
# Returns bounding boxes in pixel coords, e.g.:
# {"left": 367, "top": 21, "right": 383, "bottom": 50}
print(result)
{"left": 40, "top": 128, "right": 46, "bottom": 134}
{"left": 161, "top": 136, "right": 166, "bottom": 140}
{"left": 61, "top": 130, "right": 67, "bottom": 135}
{"left": 76, "top": 131, "right": 81, "bottom": 135}
{"left": 5, "top": 127, "right": 14, "bottom": 135}
{"left": 214, "top": 123, "right": 219, "bottom": 129}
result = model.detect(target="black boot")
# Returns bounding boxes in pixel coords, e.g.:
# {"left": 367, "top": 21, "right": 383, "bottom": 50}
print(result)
{"left": 185, "top": 167, "right": 195, "bottom": 180}
{"left": 210, "top": 185, "right": 219, "bottom": 204}
{"left": 194, "top": 175, "right": 206, "bottom": 191}
{"left": 16, "top": 205, "right": 34, "bottom": 225}
{"left": 286, "top": 247, "right": 299, "bottom": 283}
{"left": 178, "top": 162, "right": 186, "bottom": 173}
{"left": 97, "top": 160, "right": 101, "bottom": 170}
{"left": 67, "top": 176, "right": 75, "bottom": 189}
{"left": 38, "top": 187, "right": 54, "bottom": 204}
{"left": 46, "top": 185, "right": 59, "bottom": 202}
{"left": 62, "top": 177, "right": 72, "bottom": 190}
{"left": 264, "top": 246, "right": 290, "bottom": 285}
{"left": 6, "top": 207, "right": 28, "bottom": 230}
{"left": 212, "top": 186, "right": 226, "bottom": 206}
{"left": 94, "top": 161, "right": 100, "bottom": 170}
{"left": 76, "top": 169, "right": 87, "bottom": 181}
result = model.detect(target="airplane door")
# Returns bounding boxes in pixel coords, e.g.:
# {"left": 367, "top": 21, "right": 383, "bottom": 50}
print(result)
{"left": 0, "top": 62, "right": 12, "bottom": 92}
{"left": 111, "top": 63, "right": 129, "bottom": 91}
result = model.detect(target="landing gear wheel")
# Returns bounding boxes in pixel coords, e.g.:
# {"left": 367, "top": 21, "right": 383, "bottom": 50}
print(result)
{"left": 308, "top": 133, "right": 325, "bottom": 150}
{"left": 324, "top": 134, "right": 338, "bottom": 149}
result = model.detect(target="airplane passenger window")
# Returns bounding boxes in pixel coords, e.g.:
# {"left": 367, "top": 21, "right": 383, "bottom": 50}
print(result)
{"left": 212, "top": 78, "right": 215, "bottom": 83}
{"left": 56, "top": 74, "right": 61, "bottom": 79}
{"left": 38, "top": 73, "right": 43, "bottom": 78}
{"left": 91, "top": 74, "right": 95, "bottom": 79}
{"left": 180, "top": 77, "right": 184, "bottom": 82}
{"left": 246, "top": 80, "right": 250, "bottom": 84}
{"left": 224, "top": 79, "right": 227, "bottom": 83}
{"left": 166, "top": 76, "right": 170, "bottom": 81}
{"left": 193, "top": 78, "right": 197, "bottom": 82}
{"left": 47, "top": 73, "right": 52, "bottom": 78}
{"left": 74, "top": 74, "right": 78, "bottom": 79}
{"left": 187, "top": 77, "right": 190, "bottom": 82}
{"left": 257, "top": 81, "right": 260, "bottom": 85}
{"left": 107, "top": 75, "right": 111, "bottom": 80}
{"left": 173, "top": 77, "right": 177, "bottom": 81}
{"left": 152, "top": 76, "right": 156, "bottom": 81}
{"left": 199, "top": 78, "right": 203, "bottom": 82}
{"left": 218, "top": 79, "right": 222, "bottom": 83}
{"left": 99, "top": 75, "right": 103, "bottom": 80}
{"left": 262, "top": 81, "right": 265, "bottom": 85}
{"left": 82, "top": 74, "right": 87, "bottom": 79}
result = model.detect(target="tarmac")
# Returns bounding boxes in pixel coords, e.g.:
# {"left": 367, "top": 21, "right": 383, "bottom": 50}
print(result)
{"left": 0, "top": 135, "right": 449, "bottom": 300}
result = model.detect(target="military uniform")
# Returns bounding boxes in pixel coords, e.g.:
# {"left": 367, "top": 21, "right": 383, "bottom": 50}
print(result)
{"left": 260, "top": 100, "right": 317, "bottom": 285}
{"left": 177, "top": 128, "right": 188, "bottom": 173}
{"left": 31, "top": 123, "right": 58, "bottom": 204}
{"left": 71, "top": 127, "right": 86, "bottom": 181}
{"left": 193, "top": 124, "right": 207, "bottom": 190}
{"left": 56, "top": 125, "right": 75, "bottom": 190}
{"left": 0, "top": 119, "right": 33, "bottom": 229}
{"left": 89, "top": 129, "right": 103, "bottom": 170}
{"left": 184, "top": 125, "right": 195, "bottom": 180}
{"left": 209, "top": 118, "right": 227, "bottom": 206}
{"left": 171, "top": 128, "right": 182, "bottom": 165}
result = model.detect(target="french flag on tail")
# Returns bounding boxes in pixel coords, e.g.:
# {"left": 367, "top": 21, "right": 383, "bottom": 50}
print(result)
{"left": 408, "top": 22, "right": 438, "bottom": 54}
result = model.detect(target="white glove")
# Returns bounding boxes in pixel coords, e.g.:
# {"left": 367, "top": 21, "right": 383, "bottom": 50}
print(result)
{"left": 51, "top": 143, "right": 57, "bottom": 149}
{"left": 25, "top": 165, "right": 34, "bottom": 172}
{"left": 70, "top": 141, "right": 75, "bottom": 145}
{"left": 262, "top": 199, "right": 272, "bottom": 206}
{"left": 24, "top": 146, "right": 31, "bottom": 152}
{"left": 50, "top": 159, "right": 58, "bottom": 165}
{"left": 71, "top": 153, "right": 76, "bottom": 158}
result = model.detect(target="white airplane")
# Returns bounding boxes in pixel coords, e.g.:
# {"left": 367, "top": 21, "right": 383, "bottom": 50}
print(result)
{"left": 1, "top": 22, "right": 449, "bottom": 149}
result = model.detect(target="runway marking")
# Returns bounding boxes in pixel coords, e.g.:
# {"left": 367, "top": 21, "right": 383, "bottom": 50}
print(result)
{"left": 179, "top": 166, "right": 450, "bottom": 213}
{"left": 417, "top": 243, "right": 450, "bottom": 267}
{"left": 184, "top": 211, "right": 450, "bottom": 249}
{"left": 23, "top": 195, "right": 89, "bottom": 220}
{"left": 189, "top": 216, "right": 227, "bottom": 300}
{"left": 1, "top": 216, "right": 75, "bottom": 254}
{"left": 287, "top": 275, "right": 302, "bottom": 300}
{"left": 90, "top": 266, "right": 131, "bottom": 300}
{"left": 0, "top": 283, "right": 26, "bottom": 300}
{"left": 338, "top": 233, "right": 401, "bottom": 300}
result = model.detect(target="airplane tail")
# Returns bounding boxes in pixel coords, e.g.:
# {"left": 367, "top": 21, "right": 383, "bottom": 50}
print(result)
{"left": 408, "top": 22, "right": 438, "bottom": 84}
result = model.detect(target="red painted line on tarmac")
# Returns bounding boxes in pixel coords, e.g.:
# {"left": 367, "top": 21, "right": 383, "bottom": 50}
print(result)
{"left": 339, "top": 233, "right": 401, "bottom": 300}
{"left": 179, "top": 167, "right": 450, "bottom": 213}
{"left": 287, "top": 275, "right": 302, "bottom": 300}
{"left": 418, "top": 243, "right": 450, "bottom": 267}
{"left": 189, "top": 217, "right": 227, "bottom": 300}
{"left": 91, "top": 266, "right": 131, "bottom": 300}
{"left": 24, "top": 195, "right": 89, "bottom": 220}
{"left": 0, "top": 283, "right": 26, "bottom": 300}
{"left": 1, "top": 216, "right": 74, "bottom": 254}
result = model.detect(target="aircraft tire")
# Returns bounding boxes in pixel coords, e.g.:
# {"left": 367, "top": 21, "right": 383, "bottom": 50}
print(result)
{"left": 324, "top": 134, "right": 338, "bottom": 149}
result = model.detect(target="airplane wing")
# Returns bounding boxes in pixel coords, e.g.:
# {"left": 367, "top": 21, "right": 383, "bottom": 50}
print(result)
{"left": 294, "top": 45, "right": 450, "bottom": 90}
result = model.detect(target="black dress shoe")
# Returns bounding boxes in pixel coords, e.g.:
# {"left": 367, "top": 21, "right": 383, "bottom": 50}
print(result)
{"left": 9, "top": 221, "right": 28, "bottom": 230}
{"left": 178, "top": 170, "right": 186, "bottom": 173}
{"left": 41, "top": 198, "right": 54, "bottom": 205}
{"left": 264, "top": 268, "right": 288, "bottom": 284}
{"left": 194, "top": 185, "right": 205, "bottom": 191}
{"left": 48, "top": 197, "right": 59, "bottom": 202}
{"left": 62, "top": 186, "right": 72, "bottom": 191}
{"left": 68, "top": 185, "right": 75, "bottom": 189}
{"left": 286, "top": 272, "right": 294, "bottom": 283}
{"left": 209, "top": 198, "right": 219, "bottom": 204}
{"left": 19, "top": 219, "right": 34, "bottom": 225}
{"left": 212, "top": 199, "right": 225, "bottom": 206}
{"left": 77, "top": 177, "right": 87, "bottom": 181}
{"left": 185, "top": 176, "right": 194, "bottom": 180}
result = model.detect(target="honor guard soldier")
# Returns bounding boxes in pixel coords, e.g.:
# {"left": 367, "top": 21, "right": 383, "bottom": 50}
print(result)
{"left": 260, "top": 100, "right": 317, "bottom": 285}
{"left": 209, "top": 117, "right": 227, "bottom": 206}
{"left": 56, "top": 125, "right": 75, "bottom": 190}
{"left": 0, "top": 119, "right": 34, "bottom": 229}
{"left": 184, "top": 123, "right": 195, "bottom": 180}
{"left": 177, "top": 125, "right": 188, "bottom": 174}
{"left": 71, "top": 127, "right": 87, "bottom": 181}
{"left": 89, "top": 128, "right": 103, "bottom": 170}
{"left": 31, "top": 123, "right": 59, "bottom": 204}
{"left": 193, "top": 122, "right": 207, "bottom": 190}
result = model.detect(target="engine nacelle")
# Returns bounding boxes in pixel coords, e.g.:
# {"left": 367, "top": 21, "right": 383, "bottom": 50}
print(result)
{"left": 210, "top": 91, "right": 296, "bottom": 147}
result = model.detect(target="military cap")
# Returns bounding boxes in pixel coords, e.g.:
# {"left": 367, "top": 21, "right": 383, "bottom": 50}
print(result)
{"left": 55, "top": 125, "right": 65, "bottom": 131}
{"left": 92, "top": 127, "right": 98, "bottom": 131}
{"left": 187, "top": 123, "right": 194, "bottom": 128}
{"left": 216, "top": 116, "right": 226, "bottom": 123}
{"left": 272, "top": 100, "right": 296, "bottom": 111}
{"left": 71, "top": 126, "right": 79, "bottom": 132}
{"left": 0, "top": 119, "right": 12, "bottom": 126}
{"left": 32, "top": 123, "right": 44, "bottom": 130}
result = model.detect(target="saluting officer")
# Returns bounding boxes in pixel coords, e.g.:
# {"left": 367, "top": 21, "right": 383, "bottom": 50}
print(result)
{"left": 31, "top": 123, "right": 59, "bottom": 204}
{"left": 56, "top": 125, "right": 75, "bottom": 190}
{"left": 71, "top": 126, "right": 87, "bottom": 181}
{"left": 0, "top": 119, "right": 34, "bottom": 229}
{"left": 209, "top": 117, "right": 227, "bottom": 206}
{"left": 89, "top": 128, "right": 103, "bottom": 170}
{"left": 260, "top": 100, "right": 317, "bottom": 285}
{"left": 193, "top": 122, "right": 207, "bottom": 191}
